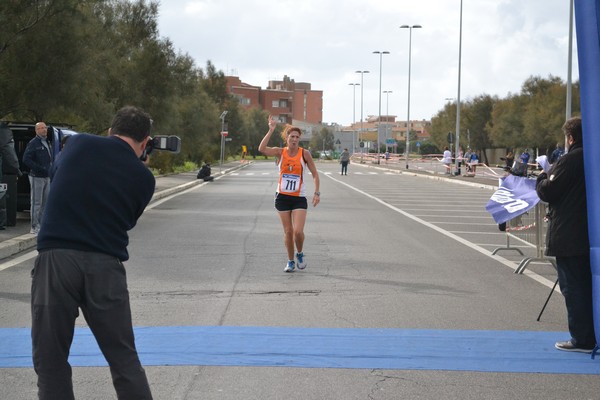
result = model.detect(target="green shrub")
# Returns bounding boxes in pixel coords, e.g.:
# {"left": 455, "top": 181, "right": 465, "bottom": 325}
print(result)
{"left": 173, "top": 161, "right": 198, "bottom": 173}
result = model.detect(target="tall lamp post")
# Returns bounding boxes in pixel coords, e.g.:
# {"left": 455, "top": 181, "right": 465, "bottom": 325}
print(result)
{"left": 373, "top": 51, "right": 390, "bottom": 164}
{"left": 383, "top": 90, "right": 393, "bottom": 152}
{"left": 445, "top": 97, "right": 456, "bottom": 159}
{"left": 400, "top": 24, "right": 421, "bottom": 169}
{"left": 349, "top": 83, "right": 360, "bottom": 154}
{"left": 219, "top": 110, "right": 228, "bottom": 173}
{"left": 565, "top": 0, "right": 574, "bottom": 150}
{"left": 355, "top": 70, "right": 370, "bottom": 162}
{"left": 454, "top": 1, "right": 463, "bottom": 174}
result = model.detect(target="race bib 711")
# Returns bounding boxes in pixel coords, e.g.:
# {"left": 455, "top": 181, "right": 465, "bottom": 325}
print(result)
{"left": 281, "top": 174, "right": 301, "bottom": 193}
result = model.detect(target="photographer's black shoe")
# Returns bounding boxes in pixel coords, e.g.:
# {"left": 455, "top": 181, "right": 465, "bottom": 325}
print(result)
{"left": 555, "top": 340, "right": 594, "bottom": 353}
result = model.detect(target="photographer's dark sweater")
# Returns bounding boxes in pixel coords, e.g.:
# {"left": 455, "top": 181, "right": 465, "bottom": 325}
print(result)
{"left": 37, "top": 134, "right": 155, "bottom": 261}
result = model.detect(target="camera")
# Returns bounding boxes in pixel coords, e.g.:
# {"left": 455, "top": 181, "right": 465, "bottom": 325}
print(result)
{"left": 140, "top": 135, "right": 181, "bottom": 161}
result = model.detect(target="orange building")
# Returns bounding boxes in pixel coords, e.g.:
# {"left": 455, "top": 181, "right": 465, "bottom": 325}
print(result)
{"left": 226, "top": 75, "right": 323, "bottom": 125}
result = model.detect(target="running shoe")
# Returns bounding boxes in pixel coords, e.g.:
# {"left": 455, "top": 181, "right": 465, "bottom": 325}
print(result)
{"left": 284, "top": 260, "right": 295, "bottom": 273}
{"left": 296, "top": 252, "right": 307, "bottom": 270}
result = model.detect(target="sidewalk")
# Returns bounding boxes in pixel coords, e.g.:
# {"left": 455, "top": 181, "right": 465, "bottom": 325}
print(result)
{"left": 0, "top": 162, "right": 247, "bottom": 261}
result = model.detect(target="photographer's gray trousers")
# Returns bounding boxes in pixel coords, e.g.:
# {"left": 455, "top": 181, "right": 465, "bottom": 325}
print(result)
{"left": 31, "top": 248, "right": 153, "bottom": 400}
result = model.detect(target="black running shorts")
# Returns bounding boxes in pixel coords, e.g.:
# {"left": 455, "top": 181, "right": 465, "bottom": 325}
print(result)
{"left": 275, "top": 193, "right": 308, "bottom": 211}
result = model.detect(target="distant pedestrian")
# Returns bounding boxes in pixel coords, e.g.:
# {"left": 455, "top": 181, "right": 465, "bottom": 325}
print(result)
{"left": 536, "top": 116, "right": 595, "bottom": 353}
{"left": 23, "top": 122, "right": 52, "bottom": 235}
{"left": 456, "top": 146, "right": 464, "bottom": 175}
{"left": 442, "top": 147, "right": 452, "bottom": 174}
{"left": 258, "top": 115, "right": 320, "bottom": 273}
{"left": 500, "top": 151, "right": 514, "bottom": 171}
{"left": 339, "top": 148, "right": 350, "bottom": 175}
{"left": 463, "top": 148, "right": 472, "bottom": 173}
{"left": 468, "top": 150, "right": 479, "bottom": 175}
{"left": 549, "top": 143, "right": 565, "bottom": 165}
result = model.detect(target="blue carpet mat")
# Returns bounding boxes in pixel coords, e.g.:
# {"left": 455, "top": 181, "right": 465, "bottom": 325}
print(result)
{"left": 2, "top": 326, "right": 599, "bottom": 374}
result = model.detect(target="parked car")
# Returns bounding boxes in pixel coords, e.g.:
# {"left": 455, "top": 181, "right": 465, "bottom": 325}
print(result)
{"left": 319, "top": 150, "right": 332, "bottom": 159}
{"left": 7, "top": 122, "right": 78, "bottom": 211}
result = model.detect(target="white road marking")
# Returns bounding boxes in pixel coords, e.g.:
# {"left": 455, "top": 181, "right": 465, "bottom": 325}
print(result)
{"left": 0, "top": 250, "right": 38, "bottom": 271}
{"left": 324, "top": 172, "right": 556, "bottom": 290}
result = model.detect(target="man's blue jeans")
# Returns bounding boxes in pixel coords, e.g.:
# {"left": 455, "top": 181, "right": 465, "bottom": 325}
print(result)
{"left": 556, "top": 254, "right": 596, "bottom": 348}
{"left": 29, "top": 175, "right": 50, "bottom": 233}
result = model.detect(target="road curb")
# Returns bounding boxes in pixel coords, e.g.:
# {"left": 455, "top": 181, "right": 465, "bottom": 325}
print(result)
{"left": 0, "top": 234, "right": 37, "bottom": 260}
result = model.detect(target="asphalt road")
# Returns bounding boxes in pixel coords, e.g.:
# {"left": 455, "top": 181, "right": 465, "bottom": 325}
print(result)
{"left": 1, "top": 160, "right": 598, "bottom": 400}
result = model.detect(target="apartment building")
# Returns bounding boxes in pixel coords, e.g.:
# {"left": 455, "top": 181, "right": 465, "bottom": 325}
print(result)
{"left": 225, "top": 75, "right": 323, "bottom": 126}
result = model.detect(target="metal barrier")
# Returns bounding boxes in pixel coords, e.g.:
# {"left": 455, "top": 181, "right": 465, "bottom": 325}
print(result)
{"left": 491, "top": 202, "right": 556, "bottom": 273}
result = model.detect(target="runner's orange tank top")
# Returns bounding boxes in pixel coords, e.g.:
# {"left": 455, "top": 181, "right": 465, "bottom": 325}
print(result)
{"left": 277, "top": 148, "right": 306, "bottom": 197}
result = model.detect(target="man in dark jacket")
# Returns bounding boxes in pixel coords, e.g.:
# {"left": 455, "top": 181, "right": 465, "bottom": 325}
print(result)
{"left": 32, "top": 106, "right": 155, "bottom": 399}
{"left": 23, "top": 122, "right": 52, "bottom": 234}
{"left": 536, "top": 116, "right": 595, "bottom": 353}
{"left": 0, "top": 123, "right": 22, "bottom": 229}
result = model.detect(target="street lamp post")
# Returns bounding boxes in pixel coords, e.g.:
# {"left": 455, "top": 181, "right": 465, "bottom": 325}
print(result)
{"left": 565, "top": 0, "right": 574, "bottom": 151}
{"left": 445, "top": 97, "right": 457, "bottom": 164}
{"left": 219, "top": 110, "right": 228, "bottom": 173}
{"left": 454, "top": 1, "right": 463, "bottom": 175}
{"left": 349, "top": 83, "right": 360, "bottom": 154}
{"left": 373, "top": 51, "right": 390, "bottom": 164}
{"left": 384, "top": 90, "right": 392, "bottom": 152}
{"left": 400, "top": 24, "right": 421, "bottom": 169}
{"left": 355, "top": 70, "right": 370, "bottom": 162}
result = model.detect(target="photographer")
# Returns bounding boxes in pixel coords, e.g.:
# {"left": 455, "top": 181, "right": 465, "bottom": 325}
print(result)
{"left": 31, "top": 106, "right": 155, "bottom": 399}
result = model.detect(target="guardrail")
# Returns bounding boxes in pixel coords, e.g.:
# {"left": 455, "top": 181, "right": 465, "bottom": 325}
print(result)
{"left": 491, "top": 201, "right": 556, "bottom": 273}
{"left": 349, "top": 153, "right": 505, "bottom": 179}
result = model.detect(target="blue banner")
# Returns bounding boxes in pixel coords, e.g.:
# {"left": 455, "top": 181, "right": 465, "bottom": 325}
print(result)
{"left": 575, "top": 0, "right": 600, "bottom": 356}
{"left": 485, "top": 175, "right": 540, "bottom": 224}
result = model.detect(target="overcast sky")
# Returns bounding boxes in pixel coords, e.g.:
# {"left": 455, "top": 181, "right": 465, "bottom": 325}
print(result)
{"left": 156, "top": 0, "right": 577, "bottom": 126}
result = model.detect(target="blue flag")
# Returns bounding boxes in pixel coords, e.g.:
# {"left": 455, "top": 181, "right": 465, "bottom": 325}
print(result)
{"left": 485, "top": 175, "right": 540, "bottom": 224}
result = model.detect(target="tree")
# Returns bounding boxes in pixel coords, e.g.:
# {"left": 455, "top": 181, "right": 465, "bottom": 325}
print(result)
{"left": 488, "top": 94, "right": 526, "bottom": 149}
{"left": 521, "top": 76, "right": 570, "bottom": 151}
{"left": 0, "top": 0, "right": 234, "bottom": 172}
{"left": 241, "top": 107, "right": 270, "bottom": 158}
{"left": 0, "top": 0, "right": 83, "bottom": 58}
{"left": 199, "top": 61, "right": 228, "bottom": 107}
{"left": 309, "top": 126, "right": 334, "bottom": 156}
{"left": 487, "top": 76, "right": 580, "bottom": 155}
{"left": 429, "top": 101, "right": 456, "bottom": 150}
{"left": 0, "top": 0, "right": 91, "bottom": 120}
{"left": 462, "top": 94, "right": 496, "bottom": 164}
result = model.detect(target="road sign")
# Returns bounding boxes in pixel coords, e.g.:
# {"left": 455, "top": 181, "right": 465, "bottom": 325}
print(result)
{"left": 416, "top": 141, "right": 421, "bottom": 147}
{"left": 221, "top": 131, "right": 228, "bottom": 137}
